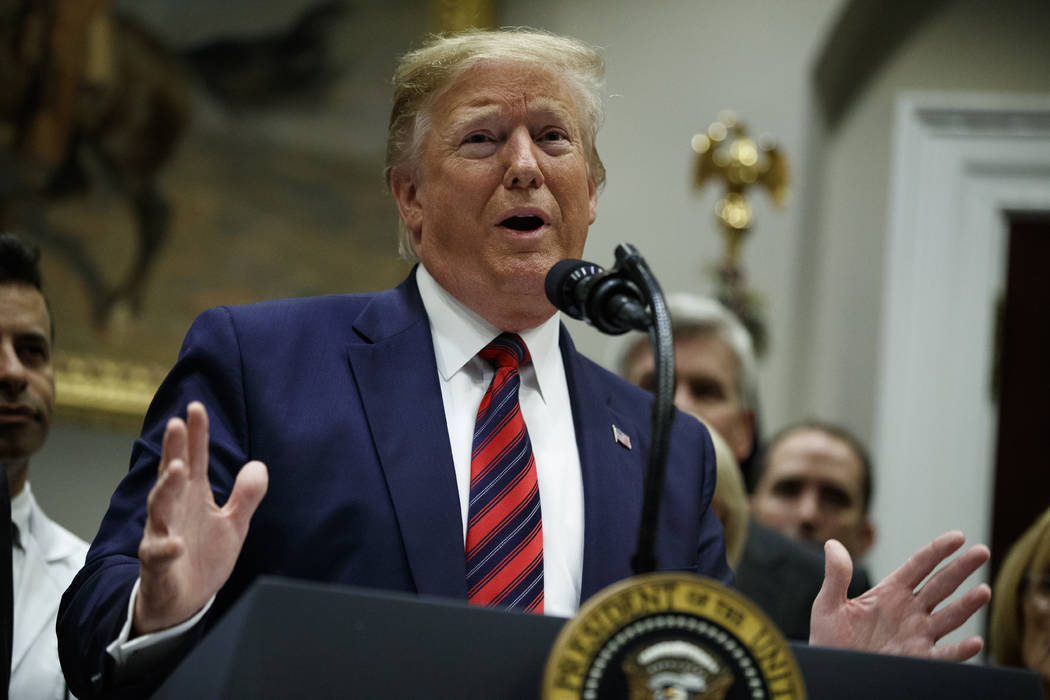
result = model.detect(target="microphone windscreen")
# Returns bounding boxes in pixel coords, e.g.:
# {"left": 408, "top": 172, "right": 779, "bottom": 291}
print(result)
{"left": 544, "top": 259, "right": 603, "bottom": 318}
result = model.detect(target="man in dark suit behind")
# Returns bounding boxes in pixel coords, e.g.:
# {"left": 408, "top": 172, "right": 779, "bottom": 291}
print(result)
{"left": 58, "top": 28, "right": 992, "bottom": 699}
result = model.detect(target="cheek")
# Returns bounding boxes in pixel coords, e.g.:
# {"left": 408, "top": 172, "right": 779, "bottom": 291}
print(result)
{"left": 34, "top": 374, "right": 56, "bottom": 411}
{"left": 1021, "top": 613, "right": 1050, "bottom": 671}
{"left": 834, "top": 509, "right": 865, "bottom": 529}
{"left": 756, "top": 495, "right": 793, "bottom": 520}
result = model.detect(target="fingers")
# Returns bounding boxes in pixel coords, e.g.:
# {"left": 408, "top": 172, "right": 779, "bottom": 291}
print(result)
{"left": 160, "top": 415, "right": 188, "bottom": 478}
{"left": 138, "top": 529, "right": 184, "bottom": 570}
{"left": 146, "top": 446, "right": 189, "bottom": 537}
{"left": 916, "top": 544, "right": 990, "bottom": 611}
{"left": 929, "top": 635, "right": 985, "bottom": 663}
{"left": 812, "top": 539, "right": 853, "bottom": 617}
{"left": 186, "top": 401, "right": 210, "bottom": 482}
{"left": 885, "top": 531, "right": 966, "bottom": 590}
{"left": 224, "top": 460, "right": 269, "bottom": 535}
{"left": 929, "top": 581, "right": 992, "bottom": 640}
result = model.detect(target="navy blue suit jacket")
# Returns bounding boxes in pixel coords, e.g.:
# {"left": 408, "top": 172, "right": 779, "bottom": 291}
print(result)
{"left": 57, "top": 272, "right": 729, "bottom": 697}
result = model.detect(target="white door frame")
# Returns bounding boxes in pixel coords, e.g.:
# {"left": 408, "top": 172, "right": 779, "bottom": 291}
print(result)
{"left": 873, "top": 92, "right": 1050, "bottom": 647}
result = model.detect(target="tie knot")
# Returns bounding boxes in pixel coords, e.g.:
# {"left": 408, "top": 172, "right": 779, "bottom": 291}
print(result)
{"left": 479, "top": 333, "right": 530, "bottom": 369}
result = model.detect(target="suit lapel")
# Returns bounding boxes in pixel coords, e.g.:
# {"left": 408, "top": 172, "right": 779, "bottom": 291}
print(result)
{"left": 561, "top": 328, "right": 646, "bottom": 602}
{"left": 346, "top": 274, "right": 466, "bottom": 599}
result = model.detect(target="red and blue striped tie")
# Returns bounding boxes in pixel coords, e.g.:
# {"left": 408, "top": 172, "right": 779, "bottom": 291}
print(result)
{"left": 465, "top": 333, "right": 544, "bottom": 613}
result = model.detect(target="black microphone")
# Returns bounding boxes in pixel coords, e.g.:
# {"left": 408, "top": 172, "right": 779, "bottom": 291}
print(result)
{"left": 544, "top": 258, "right": 650, "bottom": 334}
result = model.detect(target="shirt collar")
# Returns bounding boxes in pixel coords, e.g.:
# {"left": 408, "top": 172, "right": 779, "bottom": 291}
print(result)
{"left": 11, "top": 481, "right": 33, "bottom": 546}
{"left": 415, "top": 265, "right": 563, "bottom": 401}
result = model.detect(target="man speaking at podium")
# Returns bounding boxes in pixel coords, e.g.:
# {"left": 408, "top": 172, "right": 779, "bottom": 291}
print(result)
{"left": 57, "top": 28, "right": 991, "bottom": 699}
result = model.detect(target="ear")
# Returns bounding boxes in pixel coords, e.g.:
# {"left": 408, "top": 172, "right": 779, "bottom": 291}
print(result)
{"left": 857, "top": 519, "right": 876, "bottom": 558}
{"left": 390, "top": 167, "right": 424, "bottom": 241}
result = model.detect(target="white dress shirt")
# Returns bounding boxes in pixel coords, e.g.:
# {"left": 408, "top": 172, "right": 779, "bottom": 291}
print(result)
{"left": 416, "top": 264, "right": 584, "bottom": 617}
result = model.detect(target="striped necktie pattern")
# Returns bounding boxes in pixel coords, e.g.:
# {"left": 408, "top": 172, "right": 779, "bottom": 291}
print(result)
{"left": 465, "top": 333, "right": 544, "bottom": 613}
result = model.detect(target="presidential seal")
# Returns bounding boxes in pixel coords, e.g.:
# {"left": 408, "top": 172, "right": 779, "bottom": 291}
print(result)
{"left": 542, "top": 573, "right": 805, "bottom": 700}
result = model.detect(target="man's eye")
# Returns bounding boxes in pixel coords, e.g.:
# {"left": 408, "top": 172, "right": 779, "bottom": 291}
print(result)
{"left": 538, "top": 130, "right": 568, "bottom": 142}
{"left": 464, "top": 133, "right": 491, "bottom": 144}
{"left": 820, "top": 486, "right": 852, "bottom": 509}
{"left": 772, "top": 480, "right": 803, "bottom": 498}
{"left": 18, "top": 344, "right": 48, "bottom": 363}
{"left": 688, "top": 378, "right": 725, "bottom": 401}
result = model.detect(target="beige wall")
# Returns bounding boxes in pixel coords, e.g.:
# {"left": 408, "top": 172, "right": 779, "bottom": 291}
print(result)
{"left": 801, "top": 0, "right": 1050, "bottom": 446}
{"left": 30, "top": 422, "right": 139, "bottom": 542}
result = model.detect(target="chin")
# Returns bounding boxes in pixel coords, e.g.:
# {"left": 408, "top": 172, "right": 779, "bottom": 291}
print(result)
{"left": 494, "top": 256, "right": 554, "bottom": 292}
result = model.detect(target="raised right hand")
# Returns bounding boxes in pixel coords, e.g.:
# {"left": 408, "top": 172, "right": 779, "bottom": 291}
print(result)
{"left": 133, "top": 401, "right": 268, "bottom": 634}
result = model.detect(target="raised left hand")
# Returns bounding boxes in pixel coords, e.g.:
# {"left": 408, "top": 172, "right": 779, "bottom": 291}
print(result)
{"left": 809, "top": 531, "right": 991, "bottom": 661}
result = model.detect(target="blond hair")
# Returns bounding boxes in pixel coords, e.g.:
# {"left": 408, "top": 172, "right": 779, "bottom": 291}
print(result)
{"left": 699, "top": 416, "right": 749, "bottom": 570}
{"left": 385, "top": 27, "right": 606, "bottom": 261}
{"left": 989, "top": 507, "right": 1050, "bottom": 666}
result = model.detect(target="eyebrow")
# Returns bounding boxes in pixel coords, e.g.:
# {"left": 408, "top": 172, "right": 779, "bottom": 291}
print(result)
{"left": 446, "top": 98, "right": 577, "bottom": 133}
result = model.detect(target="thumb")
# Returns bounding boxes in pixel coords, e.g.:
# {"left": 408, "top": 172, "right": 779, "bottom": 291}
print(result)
{"left": 812, "top": 539, "right": 853, "bottom": 618}
{"left": 225, "top": 460, "right": 269, "bottom": 534}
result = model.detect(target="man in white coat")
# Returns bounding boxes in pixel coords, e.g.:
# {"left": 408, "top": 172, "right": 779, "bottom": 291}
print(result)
{"left": 1, "top": 233, "right": 88, "bottom": 699}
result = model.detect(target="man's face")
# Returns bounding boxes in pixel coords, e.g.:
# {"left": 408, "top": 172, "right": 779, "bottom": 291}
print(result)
{"left": 0, "top": 283, "right": 55, "bottom": 465}
{"left": 391, "top": 59, "right": 597, "bottom": 328}
{"left": 625, "top": 330, "right": 754, "bottom": 462}
{"left": 751, "top": 428, "right": 873, "bottom": 557}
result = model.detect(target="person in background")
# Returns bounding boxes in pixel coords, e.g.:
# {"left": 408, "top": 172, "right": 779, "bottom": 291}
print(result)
{"left": 619, "top": 293, "right": 757, "bottom": 475}
{"left": 704, "top": 423, "right": 748, "bottom": 570}
{"left": 751, "top": 420, "right": 876, "bottom": 584}
{"left": 0, "top": 233, "right": 89, "bottom": 699}
{"left": 619, "top": 293, "right": 864, "bottom": 639}
{"left": 990, "top": 507, "right": 1050, "bottom": 698}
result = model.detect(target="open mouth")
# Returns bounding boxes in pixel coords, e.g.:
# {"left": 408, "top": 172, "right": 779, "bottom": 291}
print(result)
{"left": 500, "top": 215, "right": 545, "bottom": 232}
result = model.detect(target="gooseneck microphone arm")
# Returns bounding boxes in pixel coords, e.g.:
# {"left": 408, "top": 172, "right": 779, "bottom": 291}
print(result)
{"left": 612, "top": 245, "right": 674, "bottom": 576}
{"left": 544, "top": 244, "right": 676, "bottom": 576}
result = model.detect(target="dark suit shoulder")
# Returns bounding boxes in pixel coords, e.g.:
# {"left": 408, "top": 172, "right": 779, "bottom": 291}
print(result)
{"left": 214, "top": 292, "right": 378, "bottom": 330}
{"left": 740, "top": 520, "right": 826, "bottom": 572}
{"left": 735, "top": 520, "right": 825, "bottom": 641}
{"left": 568, "top": 349, "right": 661, "bottom": 405}
{"left": 187, "top": 272, "right": 423, "bottom": 351}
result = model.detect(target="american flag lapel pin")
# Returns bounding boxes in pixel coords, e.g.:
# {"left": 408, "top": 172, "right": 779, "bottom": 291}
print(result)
{"left": 612, "top": 424, "right": 632, "bottom": 450}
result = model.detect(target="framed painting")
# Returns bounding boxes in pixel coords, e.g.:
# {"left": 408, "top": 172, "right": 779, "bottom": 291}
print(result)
{"left": 3, "top": 0, "right": 494, "bottom": 427}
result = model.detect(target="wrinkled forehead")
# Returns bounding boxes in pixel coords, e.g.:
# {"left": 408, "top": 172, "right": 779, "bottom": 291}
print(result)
{"left": 767, "top": 431, "right": 864, "bottom": 490}
{"left": 428, "top": 59, "right": 585, "bottom": 132}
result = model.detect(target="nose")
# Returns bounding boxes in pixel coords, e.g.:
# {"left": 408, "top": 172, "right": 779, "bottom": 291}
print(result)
{"left": 502, "top": 128, "right": 543, "bottom": 189}
{"left": 797, "top": 489, "right": 821, "bottom": 539}
{"left": 0, "top": 341, "right": 28, "bottom": 398}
